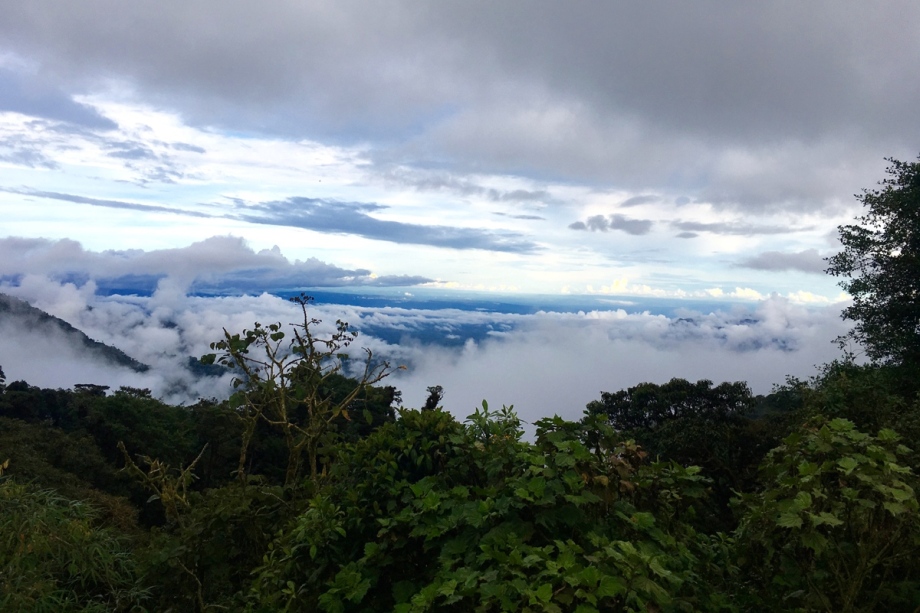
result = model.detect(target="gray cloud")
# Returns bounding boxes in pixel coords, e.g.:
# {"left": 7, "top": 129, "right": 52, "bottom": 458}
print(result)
{"left": 6, "top": 188, "right": 537, "bottom": 254}
{"left": 493, "top": 212, "right": 545, "bottom": 221}
{"left": 670, "top": 220, "right": 801, "bottom": 236}
{"left": 0, "top": 138, "right": 59, "bottom": 169}
{"left": 380, "top": 170, "right": 489, "bottom": 196}
{"left": 0, "top": 235, "right": 434, "bottom": 293}
{"left": 380, "top": 168, "right": 558, "bottom": 206}
{"left": 241, "top": 197, "right": 540, "bottom": 253}
{"left": 610, "top": 215, "right": 653, "bottom": 235}
{"left": 106, "top": 141, "right": 158, "bottom": 160}
{"left": 620, "top": 194, "right": 658, "bottom": 207}
{"left": 0, "top": 67, "right": 117, "bottom": 130}
{"left": 3, "top": 187, "right": 213, "bottom": 218}
{"left": 169, "top": 142, "right": 206, "bottom": 154}
{"left": 736, "top": 249, "right": 827, "bottom": 274}
{"left": 488, "top": 189, "right": 551, "bottom": 203}
{"left": 2, "top": 3, "right": 915, "bottom": 211}
{"left": 5, "top": 2, "right": 913, "bottom": 142}
{"left": 569, "top": 214, "right": 653, "bottom": 236}
{"left": 0, "top": 116, "right": 197, "bottom": 183}
{"left": 141, "top": 166, "right": 184, "bottom": 184}
{"left": 97, "top": 137, "right": 190, "bottom": 184}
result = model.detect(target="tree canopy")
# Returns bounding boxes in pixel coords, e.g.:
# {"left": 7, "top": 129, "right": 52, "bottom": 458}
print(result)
{"left": 827, "top": 156, "right": 920, "bottom": 366}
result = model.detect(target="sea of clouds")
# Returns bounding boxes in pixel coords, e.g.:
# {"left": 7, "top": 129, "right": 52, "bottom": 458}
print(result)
{"left": 0, "top": 271, "right": 851, "bottom": 426}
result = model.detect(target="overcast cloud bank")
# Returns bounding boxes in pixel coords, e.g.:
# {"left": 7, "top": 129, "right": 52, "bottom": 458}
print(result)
{"left": 1, "top": 3, "right": 917, "bottom": 300}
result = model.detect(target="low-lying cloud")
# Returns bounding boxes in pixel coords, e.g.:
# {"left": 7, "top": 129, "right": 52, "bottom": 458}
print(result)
{"left": 0, "top": 271, "right": 850, "bottom": 424}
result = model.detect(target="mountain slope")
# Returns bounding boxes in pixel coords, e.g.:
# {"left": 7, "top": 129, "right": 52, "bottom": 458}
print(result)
{"left": 0, "top": 293, "right": 149, "bottom": 373}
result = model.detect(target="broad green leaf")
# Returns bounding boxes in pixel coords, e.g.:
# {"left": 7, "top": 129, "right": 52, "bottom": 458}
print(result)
{"left": 537, "top": 583, "right": 556, "bottom": 603}
{"left": 814, "top": 512, "right": 844, "bottom": 527}
{"left": 629, "top": 512, "right": 656, "bottom": 530}
{"left": 776, "top": 512, "right": 803, "bottom": 528}
{"left": 883, "top": 501, "right": 907, "bottom": 515}
{"left": 877, "top": 428, "right": 899, "bottom": 441}
{"left": 438, "top": 579, "right": 458, "bottom": 597}
{"left": 837, "top": 456, "right": 859, "bottom": 474}
{"left": 577, "top": 566, "right": 603, "bottom": 587}
{"left": 800, "top": 530, "right": 828, "bottom": 554}
{"left": 797, "top": 461, "right": 819, "bottom": 476}
{"left": 597, "top": 575, "right": 627, "bottom": 598}
{"left": 793, "top": 491, "right": 813, "bottom": 510}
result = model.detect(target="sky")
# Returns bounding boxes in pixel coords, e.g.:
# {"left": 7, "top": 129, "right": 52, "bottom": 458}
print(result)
{"left": 1, "top": 3, "right": 918, "bottom": 420}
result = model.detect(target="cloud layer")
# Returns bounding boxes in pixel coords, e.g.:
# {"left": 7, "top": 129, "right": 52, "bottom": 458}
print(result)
{"left": 0, "top": 235, "right": 432, "bottom": 295}
{"left": 1, "top": 2, "right": 917, "bottom": 209}
{"left": 1, "top": 268, "right": 850, "bottom": 424}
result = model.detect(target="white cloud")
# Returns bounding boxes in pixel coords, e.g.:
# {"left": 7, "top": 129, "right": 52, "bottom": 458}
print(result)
{"left": 729, "top": 288, "right": 764, "bottom": 301}
{"left": 0, "top": 235, "right": 432, "bottom": 293}
{"left": 2, "top": 275, "right": 850, "bottom": 424}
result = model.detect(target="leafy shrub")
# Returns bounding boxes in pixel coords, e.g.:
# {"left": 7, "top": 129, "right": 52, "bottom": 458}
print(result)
{"left": 251, "top": 404, "right": 728, "bottom": 612}
{"left": 735, "top": 418, "right": 920, "bottom": 611}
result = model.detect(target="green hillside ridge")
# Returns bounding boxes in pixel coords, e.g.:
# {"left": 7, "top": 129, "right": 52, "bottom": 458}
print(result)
{"left": 0, "top": 292, "right": 150, "bottom": 373}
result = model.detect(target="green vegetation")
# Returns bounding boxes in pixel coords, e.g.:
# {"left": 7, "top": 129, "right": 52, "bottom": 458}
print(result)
{"left": 2, "top": 159, "right": 920, "bottom": 611}
{"left": 827, "top": 155, "right": 920, "bottom": 366}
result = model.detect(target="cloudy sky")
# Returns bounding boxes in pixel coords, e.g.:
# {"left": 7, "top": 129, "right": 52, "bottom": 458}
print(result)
{"left": 0, "top": 3, "right": 917, "bottom": 415}
{"left": 3, "top": 1, "right": 918, "bottom": 299}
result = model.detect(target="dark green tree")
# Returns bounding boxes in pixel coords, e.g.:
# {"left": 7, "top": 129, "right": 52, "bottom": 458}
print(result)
{"left": 585, "top": 378, "right": 760, "bottom": 529}
{"left": 422, "top": 384, "right": 443, "bottom": 411}
{"left": 827, "top": 156, "right": 920, "bottom": 366}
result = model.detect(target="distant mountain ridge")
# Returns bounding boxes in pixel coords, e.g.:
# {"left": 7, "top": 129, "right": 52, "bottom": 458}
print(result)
{"left": 0, "top": 293, "right": 149, "bottom": 373}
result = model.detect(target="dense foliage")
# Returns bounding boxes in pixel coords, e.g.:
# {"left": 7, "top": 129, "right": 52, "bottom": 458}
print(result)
{"left": 3, "top": 340, "right": 920, "bottom": 611}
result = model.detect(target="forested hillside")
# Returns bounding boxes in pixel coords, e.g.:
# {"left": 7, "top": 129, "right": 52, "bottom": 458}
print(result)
{"left": 0, "top": 293, "right": 150, "bottom": 373}
{"left": 2, "top": 158, "right": 920, "bottom": 611}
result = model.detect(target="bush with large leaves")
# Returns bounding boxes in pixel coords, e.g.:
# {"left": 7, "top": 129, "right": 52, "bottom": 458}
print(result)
{"left": 735, "top": 418, "right": 920, "bottom": 611}
{"left": 251, "top": 405, "right": 729, "bottom": 612}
